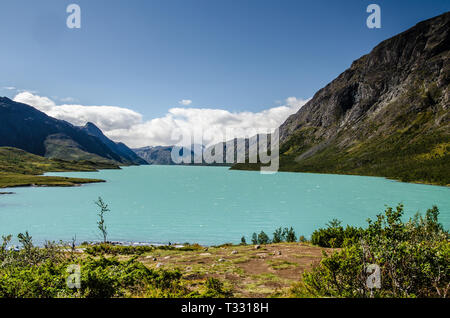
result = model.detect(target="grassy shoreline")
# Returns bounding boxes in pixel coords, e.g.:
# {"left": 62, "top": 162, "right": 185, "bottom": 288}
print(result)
{"left": 0, "top": 172, "right": 106, "bottom": 189}
{"left": 0, "top": 147, "right": 120, "bottom": 189}
{"left": 231, "top": 163, "right": 450, "bottom": 187}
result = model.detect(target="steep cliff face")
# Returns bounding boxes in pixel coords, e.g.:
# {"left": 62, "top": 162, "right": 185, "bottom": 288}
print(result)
{"left": 133, "top": 146, "right": 176, "bottom": 165}
{"left": 274, "top": 12, "right": 449, "bottom": 185}
{"left": 281, "top": 13, "right": 449, "bottom": 141}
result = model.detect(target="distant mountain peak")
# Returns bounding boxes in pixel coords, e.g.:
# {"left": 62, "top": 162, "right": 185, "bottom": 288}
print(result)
{"left": 82, "top": 122, "right": 105, "bottom": 136}
{"left": 84, "top": 121, "right": 99, "bottom": 128}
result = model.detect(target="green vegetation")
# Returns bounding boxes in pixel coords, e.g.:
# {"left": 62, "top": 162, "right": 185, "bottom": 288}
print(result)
{"left": 292, "top": 205, "right": 449, "bottom": 298}
{"left": 257, "top": 231, "right": 271, "bottom": 244}
{"left": 0, "top": 239, "right": 178, "bottom": 298}
{"left": 0, "top": 172, "right": 105, "bottom": 188}
{"left": 202, "top": 277, "right": 233, "bottom": 298}
{"left": 235, "top": 121, "right": 450, "bottom": 186}
{"left": 310, "top": 219, "right": 362, "bottom": 248}
{"left": 267, "top": 259, "right": 298, "bottom": 270}
{"left": 84, "top": 243, "right": 204, "bottom": 256}
{"left": 0, "top": 147, "right": 118, "bottom": 188}
{"left": 249, "top": 227, "right": 298, "bottom": 245}
{"left": 278, "top": 127, "right": 450, "bottom": 186}
{"left": 0, "top": 147, "right": 118, "bottom": 175}
{"left": 44, "top": 134, "right": 119, "bottom": 163}
{"left": 233, "top": 82, "right": 450, "bottom": 186}
{"left": 0, "top": 233, "right": 230, "bottom": 298}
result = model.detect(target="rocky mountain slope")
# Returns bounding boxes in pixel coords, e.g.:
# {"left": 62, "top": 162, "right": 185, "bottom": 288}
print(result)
{"left": 133, "top": 146, "right": 176, "bottom": 165}
{"left": 134, "top": 144, "right": 209, "bottom": 165}
{"left": 235, "top": 12, "right": 450, "bottom": 185}
{"left": 81, "top": 122, "right": 147, "bottom": 165}
{"left": 0, "top": 97, "right": 144, "bottom": 165}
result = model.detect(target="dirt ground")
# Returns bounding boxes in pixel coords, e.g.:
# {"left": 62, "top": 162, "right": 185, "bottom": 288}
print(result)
{"left": 123, "top": 243, "right": 335, "bottom": 297}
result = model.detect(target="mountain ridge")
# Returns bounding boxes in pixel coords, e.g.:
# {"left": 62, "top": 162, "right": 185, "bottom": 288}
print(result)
{"left": 234, "top": 12, "right": 450, "bottom": 185}
{"left": 0, "top": 97, "right": 144, "bottom": 165}
{"left": 81, "top": 122, "right": 147, "bottom": 165}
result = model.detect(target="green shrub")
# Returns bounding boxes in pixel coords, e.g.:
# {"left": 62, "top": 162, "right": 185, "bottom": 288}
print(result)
{"left": 284, "top": 227, "right": 297, "bottom": 242}
{"left": 257, "top": 231, "right": 271, "bottom": 244}
{"left": 200, "top": 277, "right": 232, "bottom": 298}
{"left": 177, "top": 243, "right": 204, "bottom": 251}
{"left": 85, "top": 243, "right": 155, "bottom": 256}
{"left": 0, "top": 234, "right": 197, "bottom": 298}
{"left": 85, "top": 243, "right": 203, "bottom": 256}
{"left": 311, "top": 220, "right": 362, "bottom": 248}
{"left": 272, "top": 228, "right": 284, "bottom": 243}
{"left": 298, "top": 235, "right": 308, "bottom": 243}
{"left": 0, "top": 260, "right": 70, "bottom": 298}
{"left": 271, "top": 227, "right": 297, "bottom": 243}
{"left": 293, "top": 205, "right": 450, "bottom": 298}
{"left": 251, "top": 233, "right": 258, "bottom": 245}
{"left": 249, "top": 227, "right": 298, "bottom": 245}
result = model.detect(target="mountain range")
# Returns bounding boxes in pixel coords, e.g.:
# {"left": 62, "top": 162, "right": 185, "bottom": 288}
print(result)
{"left": 0, "top": 97, "right": 146, "bottom": 165}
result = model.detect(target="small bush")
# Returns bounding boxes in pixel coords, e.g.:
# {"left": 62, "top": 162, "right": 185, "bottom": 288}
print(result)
{"left": 311, "top": 221, "right": 362, "bottom": 248}
{"left": 298, "top": 235, "right": 308, "bottom": 243}
{"left": 201, "top": 277, "right": 232, "bottom": 298}
{"left": 257, "top": 231, "right": 271, "bottom": 244}
{"left": 284, "top": 227, "right": 297, "bottom": 242}
{"left": 272, "top": 228, "right": 284, "bottom": 243}
{"left": 251, "top": 233, "right": 258, "bottom": 245}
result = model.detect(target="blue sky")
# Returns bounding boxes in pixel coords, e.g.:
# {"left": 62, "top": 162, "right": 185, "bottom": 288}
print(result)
{"left": 0, "top": 0, "right": 449, "bottom": 146}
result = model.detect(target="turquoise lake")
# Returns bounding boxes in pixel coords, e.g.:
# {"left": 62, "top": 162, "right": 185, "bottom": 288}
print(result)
{"left": 1, "top": 166, "right": 449, "bottom": 245}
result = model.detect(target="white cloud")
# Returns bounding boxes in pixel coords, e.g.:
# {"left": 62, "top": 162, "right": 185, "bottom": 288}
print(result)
{"left": 14, "top": 91, "right": 308, "bottom": 148}
{"left": 2, "top": 86, "right": 16, "bottom": 90}
{"left": 14, "top": 91, "right": 142, "bottom": 131}
{"left": 106, "top": 97, "right": 308, "bottom": 148}
{"left": 178, "top": 99, "right": 192, "bottom": 106}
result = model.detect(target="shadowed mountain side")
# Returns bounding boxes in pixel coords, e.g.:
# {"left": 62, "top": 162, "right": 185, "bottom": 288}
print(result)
{"left": 0, "top": 97, "right": 144, "bottom": 165}
{"left": 80, "top": 122, "right": 147, "bottom": 165}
